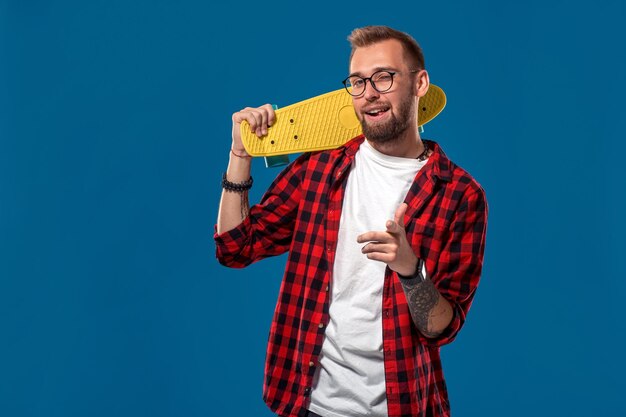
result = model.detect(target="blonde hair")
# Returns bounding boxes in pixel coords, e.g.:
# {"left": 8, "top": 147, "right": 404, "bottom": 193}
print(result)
{"left": 348, "top": 25, "right": 425, "bottom": 70}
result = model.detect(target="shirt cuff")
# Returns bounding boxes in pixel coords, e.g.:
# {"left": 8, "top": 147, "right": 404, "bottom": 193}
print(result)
{"left": 214, "top": 216, "right": 253, "bottom": 266}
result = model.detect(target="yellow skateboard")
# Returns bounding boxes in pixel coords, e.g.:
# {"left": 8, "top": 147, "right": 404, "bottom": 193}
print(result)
{"left": 240, "top": 84, "right": 446, "bottom": 159}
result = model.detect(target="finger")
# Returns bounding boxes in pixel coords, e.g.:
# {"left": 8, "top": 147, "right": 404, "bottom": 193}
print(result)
{"left": 232, "top": 111, "right": 251, "bottom": 144}
{"left": 261, "top": 103, "right": 276, "bottom": 127}
{"left": 357, "top": 231, "right": 394, "bottom": 244}
{"left": 386, "top": 219, "right": 400, "bottom": 234}
{"left": 233, "top": 109, "right": 257, "bottom": 130}
{"left": 386, "top": 204, "right": 409, "bottom": 234}
{"left": 234, "top": 108, "right": 265, "bottom": 137}
{"left": 364, "top": 252, "right": 396, "bottom": 263}
{"left": 232, "top": 110, "right": 248, "bottom": 125}
{"left": 247, "top": 111, "right": 265, "bottom": 137}
{"left": 244, "top": 110, "right": 264, "bottom": 137}
{"left": 361, "top": 242, "right": 396, "bottom": 254}
{"left": 394, "top": 203, "right": 408, "bottom": 228}
{"left": 258, "top": 107, "right": 270, "bottom": 136}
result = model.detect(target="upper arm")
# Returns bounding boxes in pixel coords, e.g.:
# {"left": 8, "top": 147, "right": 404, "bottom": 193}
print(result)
{"left": 421, "top": 185, "right": 488, "bottom": 346}
{"left": 214, "top": 154, "right": 309, "bottom": 267}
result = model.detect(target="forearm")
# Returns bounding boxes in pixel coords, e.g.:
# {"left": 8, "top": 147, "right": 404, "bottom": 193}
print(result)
{"left": 216, "top": 152, "right": 252, "bottom": 235}
{"left": 399, "top": 273, "right": 454, "bottom": 338}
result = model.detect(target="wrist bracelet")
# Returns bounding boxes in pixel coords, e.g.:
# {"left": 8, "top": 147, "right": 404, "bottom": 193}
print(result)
{"left": 231, "top": 148, "right": 252, "bottom": 159}
{"left": 397, "top": 258, "right": 427, "bottom": 283}
{"left": 222, "top": 172, "right": 253, "bottom": 193}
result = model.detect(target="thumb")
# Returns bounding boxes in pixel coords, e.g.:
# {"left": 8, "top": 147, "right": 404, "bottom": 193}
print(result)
{"left": 386, "top": 219, "right": 400, "bottom": 233}
{"left": 386, "top": 203, "right": 408, "bottom": 234}
{"left": 394, "top": 203, "right": 408, "bottom": 229}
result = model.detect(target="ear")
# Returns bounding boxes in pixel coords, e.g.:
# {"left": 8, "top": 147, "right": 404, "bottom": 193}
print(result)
{"left": 414, "top": 69, "right": 430, "bottom": 98}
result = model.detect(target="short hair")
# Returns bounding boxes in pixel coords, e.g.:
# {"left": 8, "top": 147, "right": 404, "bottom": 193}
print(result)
{"left": 348, "top": 25, "right": 426, "bottom": 70}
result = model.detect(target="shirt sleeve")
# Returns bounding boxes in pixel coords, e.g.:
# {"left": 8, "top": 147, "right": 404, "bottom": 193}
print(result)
{"left": 420, "top": 185, "right": 488, "bottom": 347}
{"left": 214, "top": 153, "right": 309, "bottom": 268}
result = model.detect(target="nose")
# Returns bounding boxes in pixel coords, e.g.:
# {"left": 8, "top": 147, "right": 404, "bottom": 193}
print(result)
{"left": 362, "top": 79, "right": 380, "bottom": 101}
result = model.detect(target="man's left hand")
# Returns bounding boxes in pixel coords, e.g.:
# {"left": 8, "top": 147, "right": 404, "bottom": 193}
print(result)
{"left": 357, "top": 203, "right": 418, "bottom": 276}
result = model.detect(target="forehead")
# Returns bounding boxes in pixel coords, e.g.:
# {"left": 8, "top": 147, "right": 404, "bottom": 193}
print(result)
{"left": 349, "top": 39, "right": 407, "bottom": 75}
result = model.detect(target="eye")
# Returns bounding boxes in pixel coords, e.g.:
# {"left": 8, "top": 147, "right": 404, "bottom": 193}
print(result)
{"left": 373, "top": 72, "right": 393, "bottom": 83}
{"left": 351, "top": 78, "right": 365, "bottom": 88}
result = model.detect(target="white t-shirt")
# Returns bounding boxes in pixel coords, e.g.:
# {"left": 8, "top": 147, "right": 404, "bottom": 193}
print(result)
{"left": 309, "top": 140, "right": 428, "bottom": 417}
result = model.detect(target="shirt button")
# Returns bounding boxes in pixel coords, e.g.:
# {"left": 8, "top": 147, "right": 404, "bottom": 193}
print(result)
{"left": 325, "top": 285, "right": 329, "bottom": 292}
{"left": 309, "top": 361, "right": 315, "bottom": 367}
{"left": 318, "top": 323, "right": 324, "bottom": 328}
{"left": 385, "top": 310, "right": 389, "bottom": 318}
{"left": 304, "top": 387, "right": 311, "bottom": 396}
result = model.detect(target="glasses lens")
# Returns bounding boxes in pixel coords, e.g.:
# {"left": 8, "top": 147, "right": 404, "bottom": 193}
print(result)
{"left": 371, "top": 71, "right": 394, "bottom": 93}
{"left": 345, "top": 76, "right": 365, "bottom": 96}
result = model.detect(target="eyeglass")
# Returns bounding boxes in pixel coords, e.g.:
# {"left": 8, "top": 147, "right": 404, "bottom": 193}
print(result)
{"left": 342, "top": 70, "right": 419, "bottom": 96}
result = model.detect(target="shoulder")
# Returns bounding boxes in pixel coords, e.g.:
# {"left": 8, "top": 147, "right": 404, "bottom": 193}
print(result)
{"left": 291, "top": 135, "right": 362, "bottom": 172}
{"left": 450, "top": 162, "right": 486, "bottom": 202}
{"left": 428, "top": 140, "right": 487, "bottom": 208}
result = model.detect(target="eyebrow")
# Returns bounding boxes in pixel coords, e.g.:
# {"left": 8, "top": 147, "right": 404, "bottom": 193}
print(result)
{"left": 348, "top": 66, "right": 398, "bottom": 77}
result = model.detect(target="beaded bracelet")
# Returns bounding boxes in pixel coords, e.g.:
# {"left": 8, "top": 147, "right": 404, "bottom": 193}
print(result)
{"left": 222, "top": 172, "right": 253, "bottom": 193}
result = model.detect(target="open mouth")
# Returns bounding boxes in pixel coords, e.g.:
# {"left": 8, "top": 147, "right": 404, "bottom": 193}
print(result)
{"left": 364, "top": 107, "right": 390, "bottom": 121}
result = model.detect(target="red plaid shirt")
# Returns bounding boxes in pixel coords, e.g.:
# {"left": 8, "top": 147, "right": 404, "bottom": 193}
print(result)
{"left": 215, "top": 137, "right": 488, "bottom": 417}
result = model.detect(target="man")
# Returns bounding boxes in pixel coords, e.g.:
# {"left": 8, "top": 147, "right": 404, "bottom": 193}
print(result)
{"left": 215, "top": 26, "right": 488, "bottom": 417}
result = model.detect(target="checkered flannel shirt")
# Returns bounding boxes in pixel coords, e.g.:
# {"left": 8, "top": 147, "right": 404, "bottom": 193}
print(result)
{"left": 215, "top": 137, "right": 488, "bottom": 417}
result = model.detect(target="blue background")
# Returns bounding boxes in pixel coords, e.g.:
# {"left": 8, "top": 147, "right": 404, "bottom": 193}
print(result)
{"left": 2, "top": 0, "right": 625, "bottom": 416}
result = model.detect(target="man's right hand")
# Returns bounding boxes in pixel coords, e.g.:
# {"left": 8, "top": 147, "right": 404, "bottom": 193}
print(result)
{"left": 218, "top": 104, "right": 276, "bottom": 234}
{"left": 231, "top": 104, "right": 276, "bottom": 156}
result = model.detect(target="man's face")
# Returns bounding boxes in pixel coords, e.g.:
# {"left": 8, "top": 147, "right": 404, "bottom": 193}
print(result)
{"left": 349, "top": 39, "right": 417, "bottom": 144}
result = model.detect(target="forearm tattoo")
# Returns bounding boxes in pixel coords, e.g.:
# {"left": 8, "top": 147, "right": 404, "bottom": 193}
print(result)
{"left": 400, "top": 278, "right": 442, "bottom": 337}
{"left": 240, "top": 191, "right": 250, "bottom": 220}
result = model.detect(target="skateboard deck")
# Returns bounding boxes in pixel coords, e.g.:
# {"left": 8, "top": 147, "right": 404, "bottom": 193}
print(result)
{"left": 240, "top": 84, "right": 446, "bottom": 157}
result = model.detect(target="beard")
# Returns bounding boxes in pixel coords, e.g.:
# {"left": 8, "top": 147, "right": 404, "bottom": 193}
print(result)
{"left": 360, "top": 91, "right": 415, "bottom": 144}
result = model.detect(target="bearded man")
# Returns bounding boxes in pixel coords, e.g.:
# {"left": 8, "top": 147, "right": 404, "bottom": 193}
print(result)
{"left": 215, "top": 25, "right": 488, "bottom": 417}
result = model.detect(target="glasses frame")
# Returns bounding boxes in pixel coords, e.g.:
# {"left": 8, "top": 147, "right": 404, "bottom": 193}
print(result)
{"left": 342, "top": 69, "right": 420, "bottom": 96}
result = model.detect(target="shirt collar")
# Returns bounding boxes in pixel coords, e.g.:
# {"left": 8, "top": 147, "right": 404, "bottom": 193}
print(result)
{"left": 343, "top": 134, "right": 365, "bottom": 157}
{"left": 423, "top": 139, "right": 453, "bottom": 182}
{"left": 341, "top": 136, "right": 454, "bottom": 183}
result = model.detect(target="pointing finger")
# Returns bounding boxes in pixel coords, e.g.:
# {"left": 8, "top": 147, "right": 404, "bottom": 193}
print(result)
{"left": 357, "top": 231, "right": 393, "bottom": 244}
